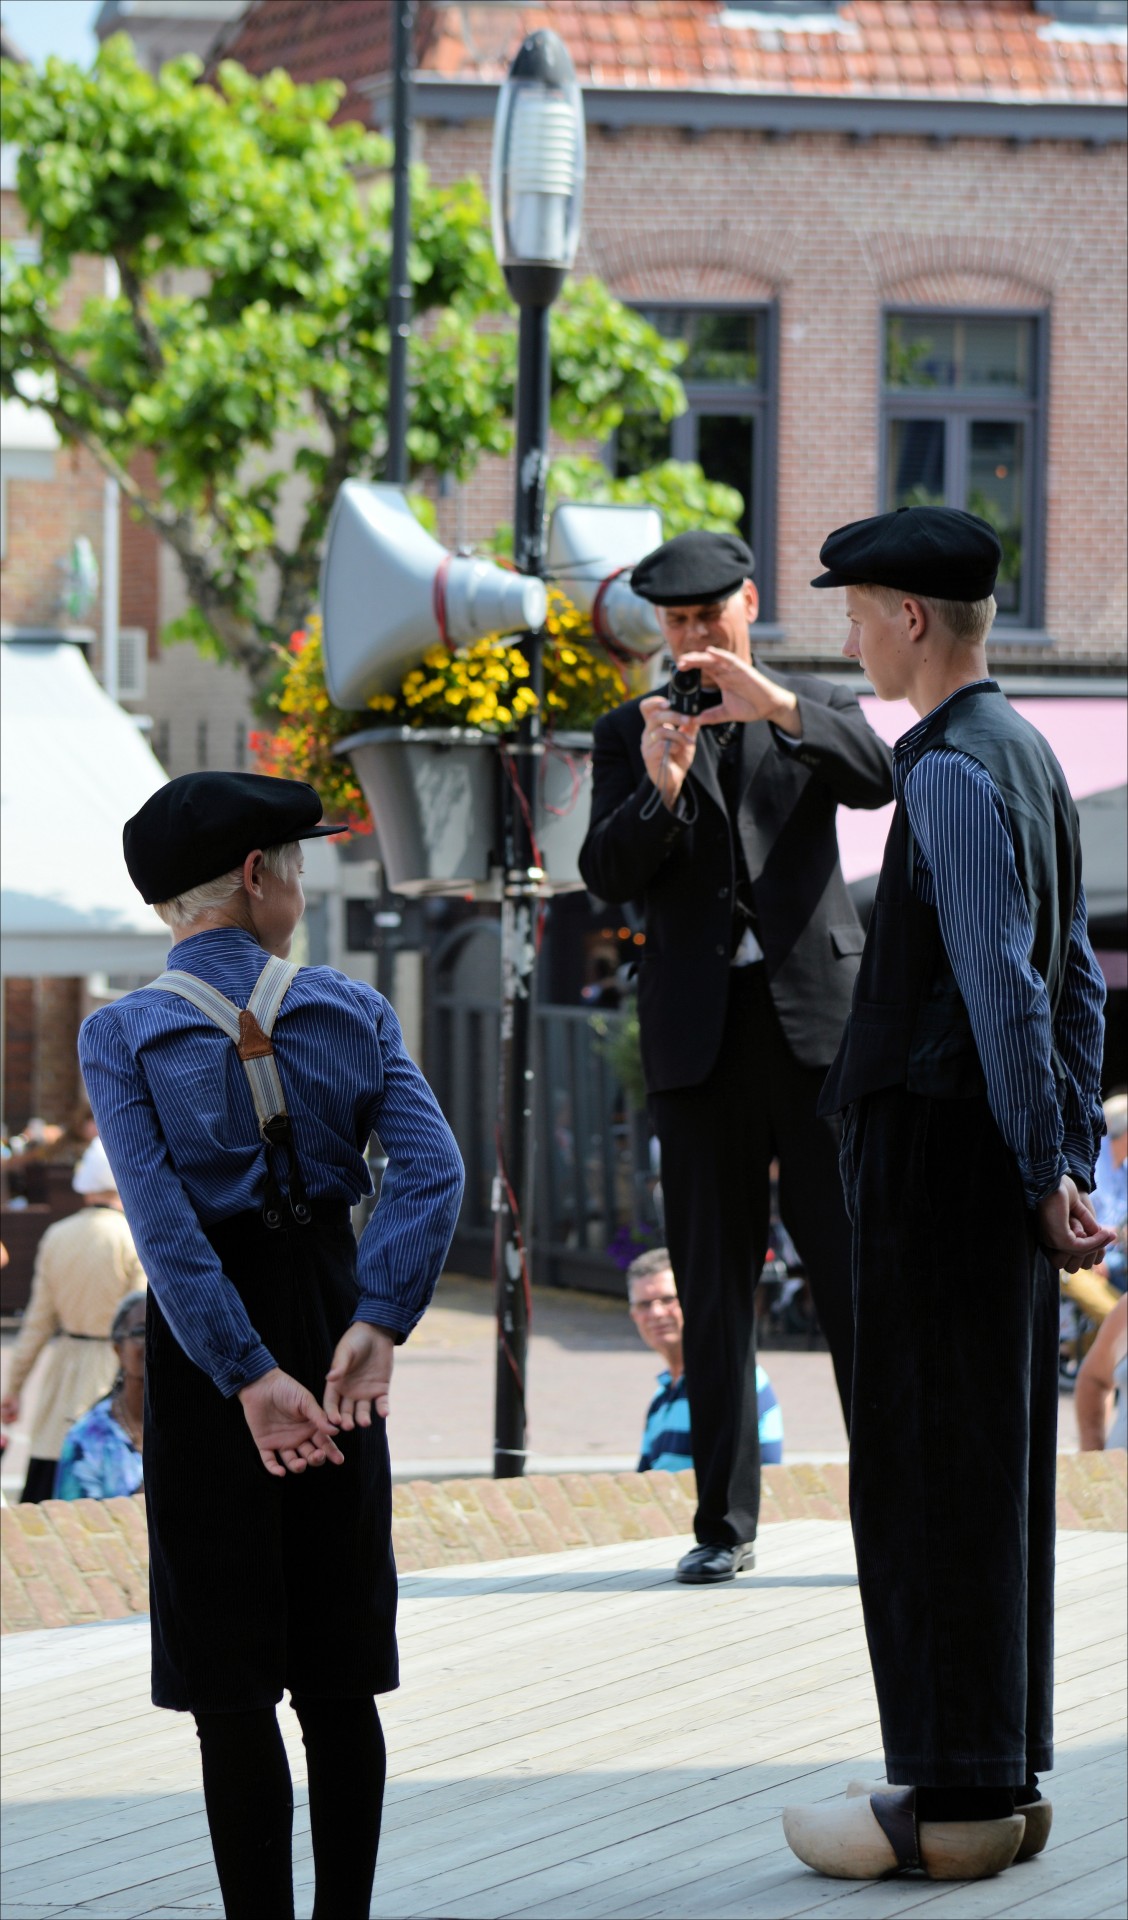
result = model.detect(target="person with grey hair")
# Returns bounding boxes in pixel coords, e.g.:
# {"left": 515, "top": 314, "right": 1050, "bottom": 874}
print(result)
{"left": 1091, "top": 1092, "right": 1128, "bottom": 1292}
{"left": 79, "top": 770, "right": 463, "bottom": 1920}
{"left": 0, "top": 1136, "right": 147, "bottom": 1502}
{"left": 54, "top": 1291, "right": 148, "bottom": 1500}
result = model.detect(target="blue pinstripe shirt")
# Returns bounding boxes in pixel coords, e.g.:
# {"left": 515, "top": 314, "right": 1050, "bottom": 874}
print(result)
{"left": 78, "top": 930, "right": 465, "bottom": 1397}
{"left": 897, "top": 687, "right": 1106, "bottom": 1208}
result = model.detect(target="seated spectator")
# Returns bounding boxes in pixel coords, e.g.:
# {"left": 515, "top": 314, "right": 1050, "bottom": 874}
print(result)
{"left": 627, "top": 1247, "right": 782, "bottom": 1471}
{"left": 1091, "top": 1093, "right": 1127, "bottom": 1293}
{"left": 54, "top": 1291, "right": 147, "bottom": 1500}
{"left": 1075, "top": 1292, "right": 1127, "bottom": 1453}
{"left": 0, "top": 1138, "right": 147, "bottom": 1502}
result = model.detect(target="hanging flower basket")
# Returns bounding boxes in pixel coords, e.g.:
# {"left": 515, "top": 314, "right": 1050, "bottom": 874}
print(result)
{"left": 338, "top": 726, "right": 594, "bottom": 897}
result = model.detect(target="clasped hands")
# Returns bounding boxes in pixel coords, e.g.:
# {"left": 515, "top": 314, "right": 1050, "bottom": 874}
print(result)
{"left": 237, "top": 1322, "right": 394, "bottom": 1480}
{"left": 1036, "top": 1174, "right": 1116, "bottom": 1274}
{"left": 641, "top": 649, "right": 800, "bottom": 809}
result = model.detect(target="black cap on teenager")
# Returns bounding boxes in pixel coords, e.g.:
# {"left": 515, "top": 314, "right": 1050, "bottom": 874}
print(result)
{"left": 810, "top": 505, "right": 1001, "bottom": 602}
{"left": 124, "top": 772, "right": 340, "bottom": 905}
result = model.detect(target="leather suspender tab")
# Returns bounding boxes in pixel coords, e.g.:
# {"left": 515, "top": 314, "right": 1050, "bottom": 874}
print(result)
{"left": 237, "top": 1009, "right": 275, "bottom": 1061}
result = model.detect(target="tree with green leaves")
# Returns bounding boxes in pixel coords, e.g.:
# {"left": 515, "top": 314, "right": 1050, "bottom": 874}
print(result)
{"left": 1, "top": 36, "right": 740, "bottom": 704}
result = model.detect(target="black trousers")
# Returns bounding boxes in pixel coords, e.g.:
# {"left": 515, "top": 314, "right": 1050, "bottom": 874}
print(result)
{"left": 650, "top": 965, "right": 855, "bottom": 1546}
{"left": 843, "top": 1088, "right": 1058, "bottom": 1787}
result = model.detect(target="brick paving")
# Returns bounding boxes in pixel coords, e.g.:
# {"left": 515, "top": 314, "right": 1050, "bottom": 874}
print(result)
{"left": 2, "top": 1451, "right": 1123, "bottom": 1637}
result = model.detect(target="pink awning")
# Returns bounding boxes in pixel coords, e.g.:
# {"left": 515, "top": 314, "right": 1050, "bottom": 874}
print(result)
{"left": 836, "top": 694, "right": 1128, "bottom": 884}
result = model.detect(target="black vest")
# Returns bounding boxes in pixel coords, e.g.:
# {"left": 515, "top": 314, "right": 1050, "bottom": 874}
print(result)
{"left": 820, "top": 682, "right": 1080, "bottom": 1116}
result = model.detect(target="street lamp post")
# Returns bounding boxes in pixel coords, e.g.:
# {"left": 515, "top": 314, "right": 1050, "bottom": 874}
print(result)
{"left": 489, "top": 31, "right": 585, "bottom": 1478}
{"left": 386, "top": 0, "right": 415, "bottom": 487}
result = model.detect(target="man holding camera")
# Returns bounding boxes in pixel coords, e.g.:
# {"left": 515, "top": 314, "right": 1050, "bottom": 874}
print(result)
{"left": 579, "top": 530, "right": 892, "bottom": 1583}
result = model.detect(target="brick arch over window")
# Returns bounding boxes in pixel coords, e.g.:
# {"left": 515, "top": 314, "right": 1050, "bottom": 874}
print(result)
{"left": 863, "top": 229, "right": 1064, "bottom": 303}
{"left": 584, "top": 222, "right": 795, "bottom": 304}
{"left": 609, "top": 264, "right": 777, "bottom": 303}
{"left": 883, "top": 269, "right": 1051, "bottom": 311}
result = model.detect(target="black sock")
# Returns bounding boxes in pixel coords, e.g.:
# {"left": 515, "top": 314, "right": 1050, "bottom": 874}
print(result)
{"left": 1016, "top": 1774, "right": 1041, "bottom": 1806}
{"left": 194, "top": 1707, "right": 295, "bottom": 1920}
{"left": 915, "top": 1786, "right": 1016, "bottom": 1822}
{"left": 291, "top": 1693, "right": 386, "bottom": 1920}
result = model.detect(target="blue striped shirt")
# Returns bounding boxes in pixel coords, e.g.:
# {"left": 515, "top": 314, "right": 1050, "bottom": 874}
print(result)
{"left": 78, "top": 929, "right": 464, "bottom": 1397}
{"left": 639, "top": 1366, "right": 783, "bottom": 1473}
{"left": 897, "top": 687, "right": 1106, "bottom": 1208}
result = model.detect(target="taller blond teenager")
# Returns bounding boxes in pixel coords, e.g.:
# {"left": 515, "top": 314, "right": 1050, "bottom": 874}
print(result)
{"left": 680, "top": 505, "right": 1112, "bottom": 1884}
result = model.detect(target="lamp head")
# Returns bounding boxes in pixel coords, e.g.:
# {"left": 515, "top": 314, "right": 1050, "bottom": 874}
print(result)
{"left": 491, "top": 30, "right": 585, "bottom": 306}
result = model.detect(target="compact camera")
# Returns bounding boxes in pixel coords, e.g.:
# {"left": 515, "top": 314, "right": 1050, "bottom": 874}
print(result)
{"left": 666, "top": 666, "right": 724, "bottom": 718}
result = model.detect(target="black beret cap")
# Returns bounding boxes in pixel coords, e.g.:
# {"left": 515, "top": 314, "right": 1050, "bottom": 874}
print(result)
{"left": 631, "top": 530, "right": 755, "bottom": 607}
{"left": 124, "top": 772, "right": 341, "bottom": 905}
{"left": 810, "top": 505, "right": 1001, "bottom": 602}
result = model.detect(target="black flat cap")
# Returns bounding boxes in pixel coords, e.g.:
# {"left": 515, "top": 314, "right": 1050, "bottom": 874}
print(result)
{"left": 810, "top": 505, "right": 1001, "bottom": 601}
{"left": 124, "top": 772, "right": 341, "bottom": 905}
{"left": 631, "top": 530, "right": 755, "bottom": 607}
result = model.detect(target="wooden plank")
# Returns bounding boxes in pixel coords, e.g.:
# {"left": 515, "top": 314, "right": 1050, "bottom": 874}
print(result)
{"left": 0, "top": 1525, "right": 1121, "bottom": 1920}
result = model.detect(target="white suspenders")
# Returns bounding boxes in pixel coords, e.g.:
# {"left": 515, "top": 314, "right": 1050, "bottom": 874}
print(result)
{"left": 148, "top": 954, "right": 311, "bottom": 1228}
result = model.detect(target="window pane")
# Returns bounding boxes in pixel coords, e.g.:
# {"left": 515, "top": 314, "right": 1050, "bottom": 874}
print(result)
{"left": 614, "top": 415, "right": 672, "bottom": 477}
{"left": 695, "top": 413, "right": 753, "bottom": 544}
{"left": 886, "top": 315, "right": 1033, "bottom": 393}
{"left": 636, "top": 307, "right": 762, "bottom": 386}
{"left": 684, "top": 312, "right": 762, "bottom": 386}
{"left": 968, "top": 421, "right": 1024, "bottom": 615}
{"left": 886, "top": 418, "right": 946, "bottom": 508}
{"left": 886, "top": 317, "right": 956, "bottom": 389}
{"left": 962, "top": 319, "right": 1031, "bottom": 393}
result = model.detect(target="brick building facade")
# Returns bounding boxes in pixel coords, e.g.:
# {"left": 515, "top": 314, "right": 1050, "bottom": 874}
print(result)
{"left": 217, "top": 0, "right": 1128, "bottom": 675}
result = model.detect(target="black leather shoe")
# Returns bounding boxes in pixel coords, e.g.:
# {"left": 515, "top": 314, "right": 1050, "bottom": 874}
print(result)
{"left": 674, "top": 1542, "right": 755, "bottom": 1584}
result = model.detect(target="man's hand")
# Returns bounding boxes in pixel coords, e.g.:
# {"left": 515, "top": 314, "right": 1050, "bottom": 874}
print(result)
{"left": 1037, "top": 1175, "right": 1116, "bottom": 1273}
{"left": 237, "top": 1367, "right": 345, "bottom": 1479}
{"left": 0, "top": 1393, "right": 19, "bottom": 1425}
{"left": 639, "top": 695, "right": 700, "bottom": 809}
{"left": 324, "top": 1323, "right": 395, "bottom": 1430}
{"left": 677, "top": 648, "right": 801, "bottom": 736}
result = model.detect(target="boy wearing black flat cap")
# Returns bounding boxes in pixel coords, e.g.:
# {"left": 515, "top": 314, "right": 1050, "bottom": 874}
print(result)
{"left": 774, "top": 507, "right": 1113, "bottom": 1883}
{"left": 79, "top": 771, "right": 464, "bottom": 1920}
{"left": 579, "top": 528, "right": 893, "bottom": 1586}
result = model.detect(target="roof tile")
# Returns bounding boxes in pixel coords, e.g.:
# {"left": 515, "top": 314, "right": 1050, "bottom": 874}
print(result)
{"left": 210, "top": 0, "right": 1128, "bottom": 114}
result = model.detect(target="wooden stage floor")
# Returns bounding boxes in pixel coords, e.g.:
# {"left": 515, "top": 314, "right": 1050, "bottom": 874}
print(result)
{"left": 2, "top": 1521, "right": 1124, "bottom": 1919}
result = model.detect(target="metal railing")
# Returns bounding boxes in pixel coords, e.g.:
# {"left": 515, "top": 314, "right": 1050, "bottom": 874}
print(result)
{"left": 430, "top": 989, "right": 659, "bottom": 1294}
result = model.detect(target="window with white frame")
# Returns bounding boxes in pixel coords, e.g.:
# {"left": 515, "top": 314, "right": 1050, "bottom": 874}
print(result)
{"left": 881, "top": 311, "right": 1047, "bottom": 630}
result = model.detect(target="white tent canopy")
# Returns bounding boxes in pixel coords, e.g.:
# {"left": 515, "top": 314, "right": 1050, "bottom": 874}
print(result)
{"left": 1, "top": 638, "right": 170, "bottom": 976}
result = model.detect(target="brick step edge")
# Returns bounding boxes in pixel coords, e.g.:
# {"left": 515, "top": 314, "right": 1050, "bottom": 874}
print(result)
{"left": 2, "top": 1453, "right": 1124, "bottom": 1636}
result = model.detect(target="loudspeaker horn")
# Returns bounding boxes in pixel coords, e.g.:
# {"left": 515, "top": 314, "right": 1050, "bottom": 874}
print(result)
{"left": 546, "top": 502, "right": 666, "bottom": 692}
{"left": 321, "top": 482, "right": 547, "bottom": 709}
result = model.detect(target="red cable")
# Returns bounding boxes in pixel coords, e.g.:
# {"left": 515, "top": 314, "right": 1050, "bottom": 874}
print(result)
{"left": 432, "top": 553, "right": 453, "bottom": 653}
{"left": 500, "top": 745, "right": 544, "bottom": 871}
{"left": 539, "top": 741, "right": 583, "bottom": 819}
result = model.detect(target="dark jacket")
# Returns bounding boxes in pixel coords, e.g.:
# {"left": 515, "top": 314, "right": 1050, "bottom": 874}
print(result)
{"left": 820, "top": 680, "right": 1081, "bottom": 1117}
{"left": 578, "top": 668, "right": 894, "bottom": 1091}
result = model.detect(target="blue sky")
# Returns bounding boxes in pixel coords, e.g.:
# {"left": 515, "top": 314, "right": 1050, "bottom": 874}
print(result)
{"left": 2, "top": 1, "right": 100, "bottom": 68}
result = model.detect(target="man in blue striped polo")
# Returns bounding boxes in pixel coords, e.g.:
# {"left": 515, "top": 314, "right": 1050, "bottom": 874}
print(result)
{"left": 627, "top": 1248, "right": 782, "bottom": 1474}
